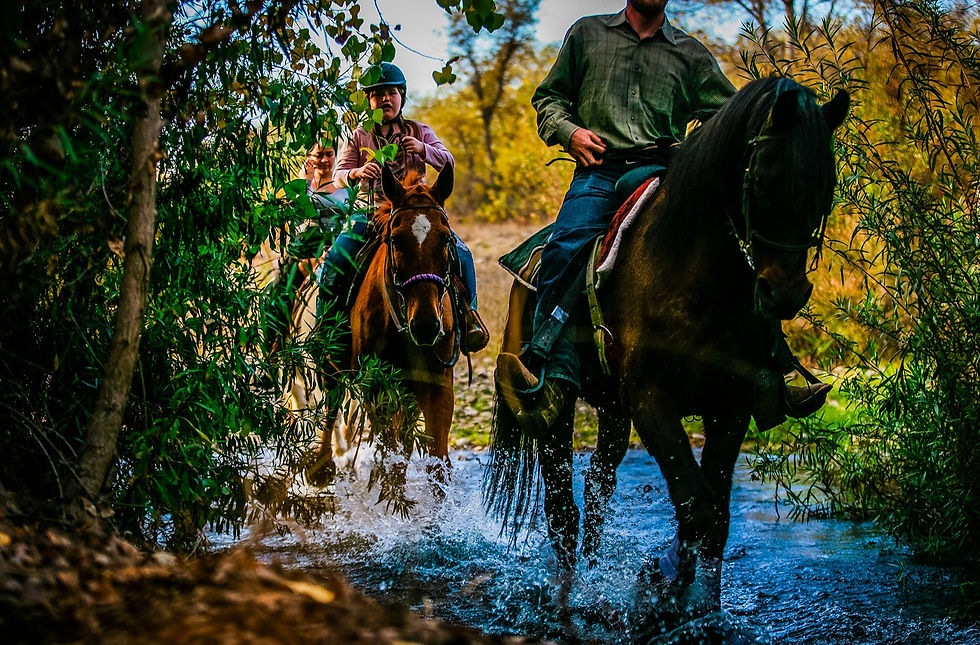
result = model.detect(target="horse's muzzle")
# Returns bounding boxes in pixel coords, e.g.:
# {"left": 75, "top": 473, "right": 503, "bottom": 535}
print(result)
{"left": 754, "top": 275, "right": 813, "bottom": 320}
{"left": 409, "top": 315, "right": 444, "bottom": 347}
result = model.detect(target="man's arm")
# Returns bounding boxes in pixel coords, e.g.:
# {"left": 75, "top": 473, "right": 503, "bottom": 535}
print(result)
{"left": 531, "top": 25, "right": 583, "bottom": 150}
{"left": 689, "top": 55, "right": 737, "bottom": 124}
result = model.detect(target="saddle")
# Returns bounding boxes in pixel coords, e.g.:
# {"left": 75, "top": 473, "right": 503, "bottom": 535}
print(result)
{"left": 499, "top": 170, "right": 663, "bottom": 291}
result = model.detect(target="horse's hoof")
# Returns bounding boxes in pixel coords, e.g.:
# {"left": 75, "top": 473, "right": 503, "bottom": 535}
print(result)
{"left": 636, "top": 551, "right": 695, "bottom": 605}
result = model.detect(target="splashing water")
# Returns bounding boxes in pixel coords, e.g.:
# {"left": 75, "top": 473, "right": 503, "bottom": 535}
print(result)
{"left": 215, "top": 450, "right": 980, "bottom": 644}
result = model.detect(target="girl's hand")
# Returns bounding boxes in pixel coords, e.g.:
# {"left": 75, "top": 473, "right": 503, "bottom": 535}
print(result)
{"left": 401, "top": 135, "right": 425, "bottom": 156}
{"left": 351, "top": 161, "right": 381, "bottom": 181}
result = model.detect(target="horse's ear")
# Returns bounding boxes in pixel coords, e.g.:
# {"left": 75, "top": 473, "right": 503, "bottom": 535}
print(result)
{"left": 821, "top": 89, "right": 850, "bottom": 132}
{"left": 381, "top": 164, "right": 405, "bottom": 205}
{"left": 433, "top": 163, "right": 453, "bottom": 205}
{"left": 770, "top": 88, "right": 801, "bottom": 132}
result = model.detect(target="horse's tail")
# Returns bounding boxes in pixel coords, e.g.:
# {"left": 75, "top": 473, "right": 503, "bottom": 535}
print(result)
{"left": 482, "top": 381, "right": 541, "bottom": 543}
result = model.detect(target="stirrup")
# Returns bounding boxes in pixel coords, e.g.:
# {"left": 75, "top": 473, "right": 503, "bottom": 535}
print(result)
{"left": 495, "top": 353, "right": 568, "bottom": 438}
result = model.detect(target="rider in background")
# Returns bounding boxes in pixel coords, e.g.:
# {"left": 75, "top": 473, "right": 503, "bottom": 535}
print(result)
{"left": 262, "top": 140, "right": 345, "bottom": 360}
{"left": 325, "top": 61, "right": 489, "bottom": 353}
{"left": 497, "top": 0, "right": 831, "bottom": 434}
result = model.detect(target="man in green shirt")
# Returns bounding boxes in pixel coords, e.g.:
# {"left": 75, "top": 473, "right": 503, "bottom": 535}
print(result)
{"left": 498, "top": 0, "right": 831, "bottom": 433}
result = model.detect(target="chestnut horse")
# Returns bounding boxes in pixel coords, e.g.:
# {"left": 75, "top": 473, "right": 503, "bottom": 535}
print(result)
{"left": 484, "top": 78, "right": 849, "bottom": 612}
{"left": 306, "top": 164, "right": 464, "bottom": 485}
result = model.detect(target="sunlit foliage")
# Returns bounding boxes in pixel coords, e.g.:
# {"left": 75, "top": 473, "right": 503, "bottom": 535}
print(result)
{"left": 742, "top": 0, "right": 980, "bottom": 562}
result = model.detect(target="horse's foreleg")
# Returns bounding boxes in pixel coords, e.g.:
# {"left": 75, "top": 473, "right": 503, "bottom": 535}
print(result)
{"left": 306, "top": 403, "right": 340, "bottom": 487}
{"left": 539, "top": 404, "right": 578, "bottom": 570}
{"left": 583, "top": 407, "right": 631, "bottom": 562}
{"left": 414, "top": 380, "right": 454, "bottom": 484}
{"left": 630, "top": 391, "right": 715, "bottom": 585}
{"left": 698, "top": 414, "right": 749, "bottom": 559}
{"left": 695, "top": 413, "right": 750, "bottom": 608}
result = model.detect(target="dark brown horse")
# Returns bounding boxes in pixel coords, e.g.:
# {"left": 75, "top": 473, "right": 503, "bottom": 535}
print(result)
{"left": 306, "top": 165, "right": 463, "bottom": 485}
{"left": 484, "top": 77, "right": 849, "bottom": 613}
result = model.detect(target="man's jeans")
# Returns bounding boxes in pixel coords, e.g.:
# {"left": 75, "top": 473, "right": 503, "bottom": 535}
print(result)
{"left": 533, "top": 163, "right": 628, "bottom": 389}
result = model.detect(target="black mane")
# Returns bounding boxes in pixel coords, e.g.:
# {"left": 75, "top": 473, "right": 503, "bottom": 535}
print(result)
{"left": 656, "top": 76, "right": 834, "bottom": 256}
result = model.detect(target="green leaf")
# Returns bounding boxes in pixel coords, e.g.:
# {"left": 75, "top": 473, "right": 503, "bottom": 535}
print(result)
{"left": 381, "top": 42, "right": 395, "bottom": 62}
{"left": 432, "top": 61, "right": 458, "bottom": 86}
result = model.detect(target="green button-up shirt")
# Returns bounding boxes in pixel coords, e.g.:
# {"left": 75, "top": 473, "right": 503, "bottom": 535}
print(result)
{"left": 532, "top": 11, "right": 736, "bottom": 154}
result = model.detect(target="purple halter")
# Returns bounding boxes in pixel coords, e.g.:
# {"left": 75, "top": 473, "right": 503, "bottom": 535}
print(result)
{"left": 401, "top": 273, "right": 445, "bottom": 288}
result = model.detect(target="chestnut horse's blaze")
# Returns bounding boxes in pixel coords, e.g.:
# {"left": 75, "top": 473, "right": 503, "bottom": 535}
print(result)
{"left": 484, "top": 77, "right": 849, "bottom": 616}
{"left": 306, "top": 165, "right": 463, "bottom": 485}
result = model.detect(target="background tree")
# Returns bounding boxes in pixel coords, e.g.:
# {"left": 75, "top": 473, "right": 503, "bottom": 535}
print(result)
{"left": 445, "top": 0, "right": 541, "bottom": 197}
{"left": 672, "top": 0, "right": 844, "bottom": 32}
{"left": 416, "top": 42, "right": 571, "bottom": 221}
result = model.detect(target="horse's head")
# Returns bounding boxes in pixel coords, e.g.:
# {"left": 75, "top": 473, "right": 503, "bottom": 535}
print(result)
{"left": 737, "top": 80, "right": 849, "bottom": 319}
{"left": 379, "top": 164, "right": 455, "bottom": 346}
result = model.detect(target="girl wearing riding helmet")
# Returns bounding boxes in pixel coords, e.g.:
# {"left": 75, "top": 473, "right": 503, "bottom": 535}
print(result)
{"left": 324, "top": 61, "right": 488, "bottom": 353}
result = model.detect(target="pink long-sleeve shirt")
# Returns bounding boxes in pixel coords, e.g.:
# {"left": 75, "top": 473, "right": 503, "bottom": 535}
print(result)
{"left": 333, "top": 120, "right": 454, "bottom": 192}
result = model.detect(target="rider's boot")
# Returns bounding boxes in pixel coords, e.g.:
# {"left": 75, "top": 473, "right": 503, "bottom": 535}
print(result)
{"left": 496, "top": 352, "right": 573, "bottom": 438}
{"left": 784, "top": 381, "right": 832, "bottom": 418}
{"left": 753, "top": 367, "right": 833, "bottom": 430}
{"left": 315, "top": 262, "right": 346, "bottom": 319}
{"left": 462, "top": 304, "right": 489, "bottom": 353}
{"left": 761, "top": 334, "right": 834, "bottom": 424}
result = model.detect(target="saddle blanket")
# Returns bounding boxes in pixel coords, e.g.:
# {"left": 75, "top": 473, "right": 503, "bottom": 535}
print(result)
{"left": 595, "top": 176, "right": 659, "bottom": 285}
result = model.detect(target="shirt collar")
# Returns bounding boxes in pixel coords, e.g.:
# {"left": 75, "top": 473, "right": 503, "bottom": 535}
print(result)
{"left": 604, "top": 10, "right": 677, "bottom": 44}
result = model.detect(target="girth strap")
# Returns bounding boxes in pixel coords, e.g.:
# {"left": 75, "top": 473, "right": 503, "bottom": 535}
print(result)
{"left": 586, "top": 238, "right": 613, "bottom": 376}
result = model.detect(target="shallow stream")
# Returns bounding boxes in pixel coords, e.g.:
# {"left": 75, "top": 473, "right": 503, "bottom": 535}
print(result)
{"left": 219, "top": 450, "right": 979, "bottom": 644}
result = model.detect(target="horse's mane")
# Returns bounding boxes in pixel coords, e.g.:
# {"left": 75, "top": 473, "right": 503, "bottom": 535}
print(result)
{"left": 372, "top": 170, "right": 433, "bottom": 227}
{"left": 656, "top": 76, "right": 833, "bottom": 254}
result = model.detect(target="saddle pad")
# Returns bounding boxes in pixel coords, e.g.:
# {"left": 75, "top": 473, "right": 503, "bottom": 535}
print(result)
{"left": 498, "top": 222, "right": 555, "bottom": 291}
{"left": 595, "top": 177, "right": 660, "bottom": 285}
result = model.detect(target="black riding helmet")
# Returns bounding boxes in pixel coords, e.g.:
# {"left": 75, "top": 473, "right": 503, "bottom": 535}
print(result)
{"left": 362, "top": 62, "right": 407, "bottom": 95}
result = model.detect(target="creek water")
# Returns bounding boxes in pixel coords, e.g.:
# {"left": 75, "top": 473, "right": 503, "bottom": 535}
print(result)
{"left": 220, "top": 449, "right": 979, "bottom": 644}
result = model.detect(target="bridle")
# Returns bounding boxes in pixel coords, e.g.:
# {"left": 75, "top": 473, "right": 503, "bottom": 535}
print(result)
{"left": 727, "top": 102, "right": 830, "bottom": 272}
{"left": 382, "top": 202, "right": 462, "bottom": 368}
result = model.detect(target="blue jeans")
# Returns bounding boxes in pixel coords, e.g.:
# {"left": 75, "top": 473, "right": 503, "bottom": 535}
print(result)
{"left": 533, "top": 164, "right": 629, "bottom": 389}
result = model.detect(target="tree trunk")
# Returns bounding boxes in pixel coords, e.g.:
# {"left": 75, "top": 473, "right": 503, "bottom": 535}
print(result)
{"left": 71, "top": 0, "right": 171, "bottom": 503}
{"left": 481, "top": 110, "right": 497, "bottom": 190}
